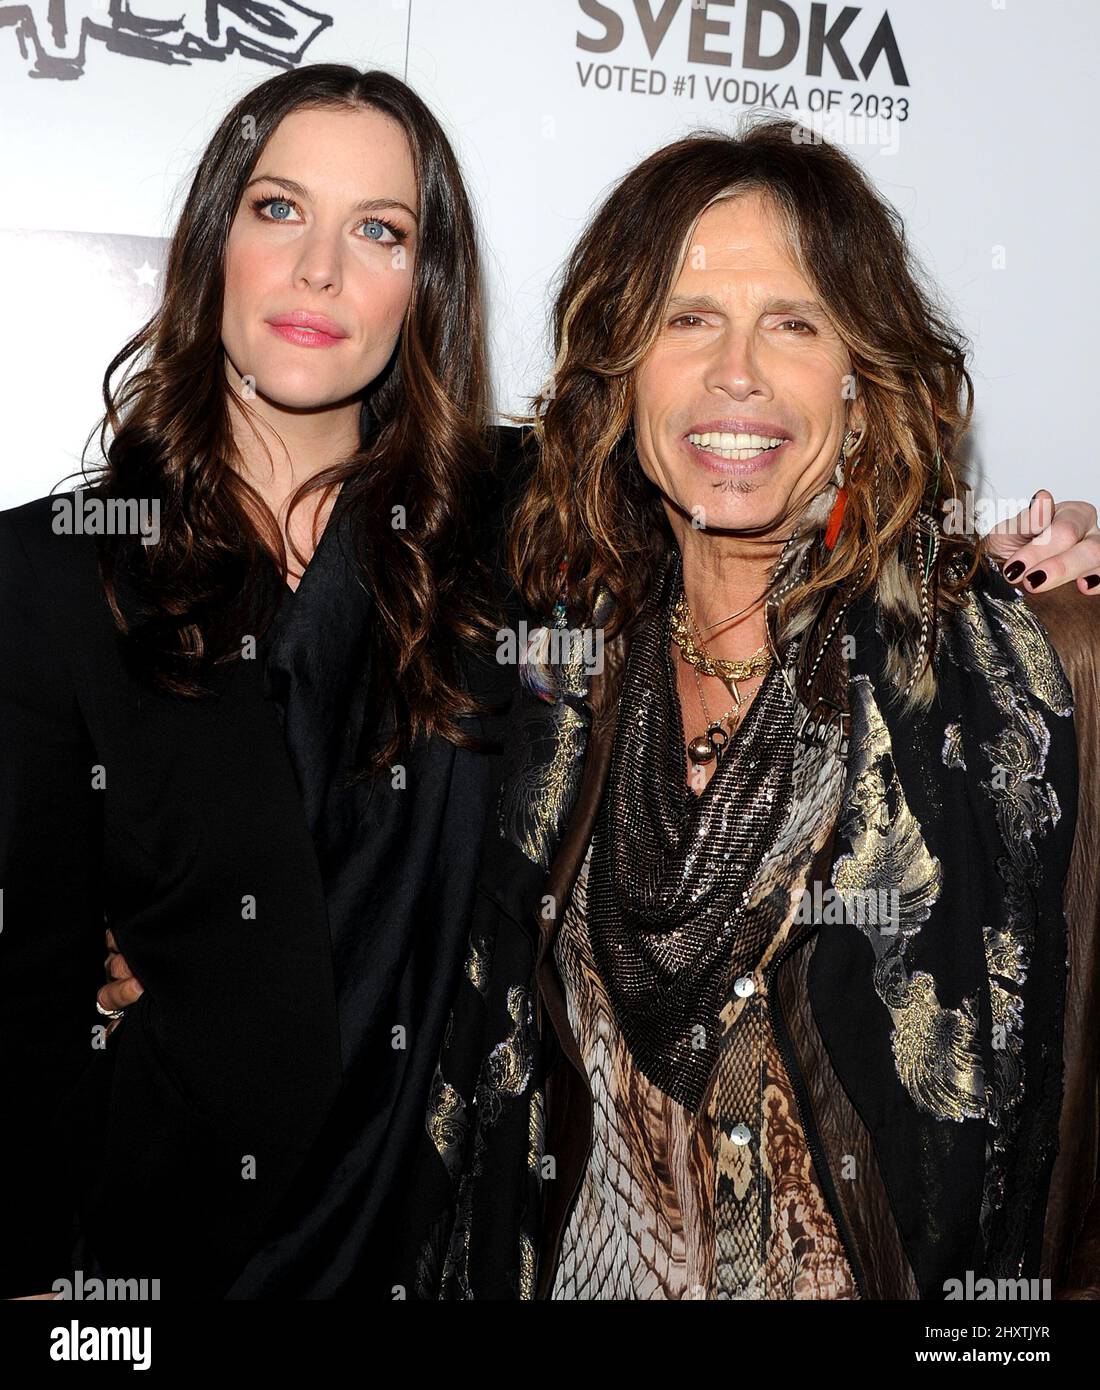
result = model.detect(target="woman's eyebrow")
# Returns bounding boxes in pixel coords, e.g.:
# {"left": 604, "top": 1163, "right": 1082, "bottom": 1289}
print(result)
{"left": 245, "top": 173, "right": 419, "bottom": 224}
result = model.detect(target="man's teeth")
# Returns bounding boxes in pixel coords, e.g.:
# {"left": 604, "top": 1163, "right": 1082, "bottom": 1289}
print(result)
{"left": 688, "top": 432, "right": 786, "bottom": 460}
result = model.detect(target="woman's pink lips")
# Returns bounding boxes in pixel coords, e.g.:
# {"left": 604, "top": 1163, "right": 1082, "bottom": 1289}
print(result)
{"left": 268, "top": 322, "right": 345, "bottom": 348}
{"left": 683, "top": 436, "right": 790, "bottom": 476}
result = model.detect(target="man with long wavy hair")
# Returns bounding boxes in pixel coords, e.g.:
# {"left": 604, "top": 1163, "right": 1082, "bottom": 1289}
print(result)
{"left": 408, "top": 116, "right": 1100, "bottom": 1303}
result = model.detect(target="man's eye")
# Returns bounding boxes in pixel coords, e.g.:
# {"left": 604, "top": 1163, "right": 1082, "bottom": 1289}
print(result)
{"left": 780, "top": 319, "right": 813, "bottom": 333}
{"left": 671, "top": 314, "right": 705, "bottom": 328}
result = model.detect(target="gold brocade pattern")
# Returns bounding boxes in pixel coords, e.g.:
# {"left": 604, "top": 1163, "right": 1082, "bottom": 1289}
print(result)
{"left": 985, "top": 591, "right": 1074, "bottom": 720}
{"left": 834, "top": 675, "right": 985, "bottom": 1123}
{"left": 425, "top": 1011, "right": 468, "bottom": 1185}
{"left": 949, "top": 582, "right": 1071, "bottom": 1240}
{"left": 423, "top": 929, "right": 541, "bottom": 1297}
{"left": 498, "top": 589, "right": 615, "bottom": 870}
{"left": 497, "top": 699, "right": 588, "bottom": 869}
{"left": 487, "top": 986, "right": 536, "bottom": 1098}
{"left": 942, "top": 721, "right": 966, "bottom": 770}
{"left": 465, "top": 928, "right": 491, "bottom": 995}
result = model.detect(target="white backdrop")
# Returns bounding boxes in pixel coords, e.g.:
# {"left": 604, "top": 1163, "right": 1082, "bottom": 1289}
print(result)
{"left": 1, "top": 0, "right": 1096, "bottom": 510}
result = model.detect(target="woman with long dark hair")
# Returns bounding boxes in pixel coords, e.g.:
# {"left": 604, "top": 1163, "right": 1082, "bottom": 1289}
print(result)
{"left": 0, "top": 63, "right": 522, "bottom": 1300}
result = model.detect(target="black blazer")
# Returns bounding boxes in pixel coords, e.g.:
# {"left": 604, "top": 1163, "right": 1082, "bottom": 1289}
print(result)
{"left": 0, "top": 490, "right": 346, "bottom": 1297}
{"left": 0, "top": 428, "right": 532, "bottom": 1299}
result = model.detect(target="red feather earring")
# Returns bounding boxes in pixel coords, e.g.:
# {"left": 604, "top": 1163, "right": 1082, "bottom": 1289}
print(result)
{"left": 824, "top": 428, "right": 860, "bottom": 551}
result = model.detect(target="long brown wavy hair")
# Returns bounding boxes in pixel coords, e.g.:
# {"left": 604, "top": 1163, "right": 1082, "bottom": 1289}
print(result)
{"left": 82, "top": 65, "right": 500, "bottom": 772}
{"left": 509, "top": 115, "right": 983, "bottom": 715}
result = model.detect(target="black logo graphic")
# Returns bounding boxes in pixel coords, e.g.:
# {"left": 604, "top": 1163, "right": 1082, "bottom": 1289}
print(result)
{"left": 577, "top": 0, "right": 909, "bottom": 87}
{"left": 1, "top": 0, "right": 332, "bottom": 81}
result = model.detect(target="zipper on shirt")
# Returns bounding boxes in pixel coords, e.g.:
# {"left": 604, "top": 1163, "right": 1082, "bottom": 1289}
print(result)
{"left": 764, "top": 924, "right": 869, "bottom": 1301}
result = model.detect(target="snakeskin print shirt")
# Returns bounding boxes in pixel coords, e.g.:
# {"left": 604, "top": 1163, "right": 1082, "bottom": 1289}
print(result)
{"left": 549, "top": 837, "right": 859, "bottom": 1301}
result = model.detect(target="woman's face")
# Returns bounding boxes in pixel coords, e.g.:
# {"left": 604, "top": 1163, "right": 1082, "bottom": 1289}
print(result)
{"left": 222, "top": 105, "right": 419, "bottom": 411}
{"left": 632, "top": 190, "right": 862, "bottom": 538}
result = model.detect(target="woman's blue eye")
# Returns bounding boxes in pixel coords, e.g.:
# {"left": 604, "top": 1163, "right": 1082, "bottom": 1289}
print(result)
{"left": 250, "top": 194, "right": 405, "bottom": 245}
{"left": 251, "top": 196, "right": 299, "bottom": 223}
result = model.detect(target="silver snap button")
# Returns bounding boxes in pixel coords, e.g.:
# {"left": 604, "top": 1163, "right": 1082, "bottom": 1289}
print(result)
{"left": 729, "top": 1123, "right": 752, "bottom": 1145}
{"left": 733, "top": 975, "right": 755, "bottom": 998}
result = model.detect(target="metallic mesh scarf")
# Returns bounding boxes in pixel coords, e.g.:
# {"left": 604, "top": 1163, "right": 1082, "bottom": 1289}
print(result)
{"left": 586, "top": 544, "right": 801, "bottom": 1112}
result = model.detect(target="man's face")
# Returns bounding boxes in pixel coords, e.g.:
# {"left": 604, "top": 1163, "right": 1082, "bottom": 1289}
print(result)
{"left": 633, "top": 190, "right": 861, "bottom": 537}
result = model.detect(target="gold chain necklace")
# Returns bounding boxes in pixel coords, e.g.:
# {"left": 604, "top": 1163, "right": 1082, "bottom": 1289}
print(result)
{"left": 673, "top": 595, "right": 771, "bottom": 767}
{"left": 670, "top": 595, "right": 771, "bottom": 681}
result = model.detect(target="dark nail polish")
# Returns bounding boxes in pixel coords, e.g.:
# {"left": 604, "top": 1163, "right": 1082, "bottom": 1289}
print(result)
{"left": 1085, "top": 574, "right": 1100, "bottom": 590}
{"left": 1027, "top": 570, "right": 1046, "bottom": 589}
{"left": 1003, "top": 561, "right": 1025, "bottom": 582}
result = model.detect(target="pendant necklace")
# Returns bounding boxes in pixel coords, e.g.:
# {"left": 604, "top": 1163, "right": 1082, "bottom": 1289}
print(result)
{"left": 672, "top": 594, "right": 772, "bottom": 767}
{"left": 686, "top": 665, "right": 740, "bottom": 767}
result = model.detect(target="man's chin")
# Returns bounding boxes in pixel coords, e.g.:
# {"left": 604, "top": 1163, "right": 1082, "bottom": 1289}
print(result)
{"left": 677, "top": 495, "right": 788, "bottom": 538}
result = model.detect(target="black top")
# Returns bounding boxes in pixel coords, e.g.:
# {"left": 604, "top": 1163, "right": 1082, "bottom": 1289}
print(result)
{"left": 225, "top": 484, "right": 517, "bottom": 1297}
{"left": 0, "top": 492, "right": 343, "bottom": 1298}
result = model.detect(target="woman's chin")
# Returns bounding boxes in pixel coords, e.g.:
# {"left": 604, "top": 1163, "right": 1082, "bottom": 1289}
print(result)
{"left": 243, "top": 371, "right": 351, "bottom": 414}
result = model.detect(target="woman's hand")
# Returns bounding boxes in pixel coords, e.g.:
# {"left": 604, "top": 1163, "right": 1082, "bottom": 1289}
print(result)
{"left": 985, "top": 491, "right": 1100, "bottom": 594}
{"left": 98, "top": 928, "right": 143, "bottom": 1037}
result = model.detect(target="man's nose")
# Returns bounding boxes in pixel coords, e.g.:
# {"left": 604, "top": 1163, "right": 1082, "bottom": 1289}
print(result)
{"left": 702, "top": 326, "right": 770, "bottom": 399}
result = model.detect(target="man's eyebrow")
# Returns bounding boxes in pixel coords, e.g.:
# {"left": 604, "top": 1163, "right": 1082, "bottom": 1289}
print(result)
{"left": 666, "top": 294, "right": 727, "bottom": 315}
{"left": 761, "top": 296, "right": 828, "bottom": 320}
{"left": 665, "top": 293, "right": 828, "bottom": 321}
{"left": 245, "top": 174, "right": 419, "bottom": 224}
